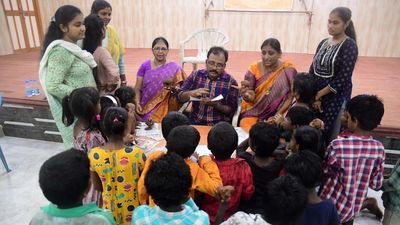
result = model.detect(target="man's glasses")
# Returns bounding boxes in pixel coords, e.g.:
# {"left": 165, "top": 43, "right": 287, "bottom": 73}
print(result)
{"left": 207, "top": 60, "right": 225, "bottom": 69}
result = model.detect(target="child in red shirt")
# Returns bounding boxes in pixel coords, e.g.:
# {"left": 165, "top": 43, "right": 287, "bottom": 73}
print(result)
{"left": 201, "top": 122, "right": 254, "bottom": 224}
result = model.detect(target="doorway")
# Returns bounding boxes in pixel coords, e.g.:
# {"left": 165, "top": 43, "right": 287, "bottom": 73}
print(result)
{"left": 1, "top": 0, "right": 43, "bottom": 52}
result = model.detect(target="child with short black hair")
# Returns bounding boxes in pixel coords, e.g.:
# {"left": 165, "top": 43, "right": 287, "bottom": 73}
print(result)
{"left": 236, "top": 122, "right": 284, "bottom": 214}
{"left": 114, "top": 86, "right": 135, "bottom": 109}
{"left": 89, "top": 107, "right": 145, "bottom": 225}
{"left": 220, "top": 175, "right": 308, "bottom": 225}
{"left": 293, "top": 73, "right": 318, "bottom": 109}
{"left": 285, "top": 151, "right": 340, "bottom": 225}
{"left": 320, "top": 94, "right": 385, "bottom": 224}
{"left": 114, "top": 86, "right": 141, "bottom": 142}
{"left": 161, "top": 111, "right": 190, "bottom": 139}
{"left": 288, "top": 125, "right": 325, "bottom": 159}
{"left": 138, "top": 125, "right": 222, "bottom": 207}
{"left": 133, "top": 153, "right": 209, "bottom": 224}
{"left": 282, "top": 106, "right": 316, "bottom": 131}
{"left": 30, "top": 149, "right": 115, "bottom": 225}
{"left": 146, "top": 111, "right": 190, "bottom": 156}
{"left": 202, "top": 122, "right": 254, "bottom": 224}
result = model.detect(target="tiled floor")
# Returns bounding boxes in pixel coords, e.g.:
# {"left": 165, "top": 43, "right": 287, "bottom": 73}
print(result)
{"left": 0, "top": 135, "right": 385, "bottom": 225}
{"left": 0, "top": 136, "right": 64, "bottom": 225}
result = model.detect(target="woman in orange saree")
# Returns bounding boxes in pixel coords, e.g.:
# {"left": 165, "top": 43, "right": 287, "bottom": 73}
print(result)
{"left": 134, "top": 37, "right": 186, "bottom": 122}
{"left": 239, "top": 38, "right": 297, "bottom": 129}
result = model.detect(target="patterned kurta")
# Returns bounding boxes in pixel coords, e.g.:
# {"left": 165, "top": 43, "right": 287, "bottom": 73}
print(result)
{"left": 89, "top": 146, "right": 145, "bottom": 225}
{"left": 74, "top": 128, "right": 106, "bottom": 205}
{"left": 44, "top": 45, "right": 96, "bottom": 148}
{"left": 309, "top": 38, "right": 358, "bottom": 141}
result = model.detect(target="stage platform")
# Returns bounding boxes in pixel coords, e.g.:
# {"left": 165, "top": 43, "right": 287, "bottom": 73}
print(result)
{"left": 0, "top": 48, "right": 399, "bottom": 138}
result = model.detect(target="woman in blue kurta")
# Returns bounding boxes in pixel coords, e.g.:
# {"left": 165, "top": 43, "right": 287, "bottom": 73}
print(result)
{"left": 309, "top": 7, "right": 358, "bottom": 143}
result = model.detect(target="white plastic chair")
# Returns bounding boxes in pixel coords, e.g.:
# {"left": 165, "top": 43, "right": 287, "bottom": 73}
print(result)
{"left": 179, "top": 28, "right": 229, "bottom": 71}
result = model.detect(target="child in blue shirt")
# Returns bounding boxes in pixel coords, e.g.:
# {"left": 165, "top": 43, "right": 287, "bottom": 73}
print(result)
{"left": 285, "top": 150, "right": 340, "bottom": 225}
{"left": 133, "top": 152, "right": 209, "bottom": 225}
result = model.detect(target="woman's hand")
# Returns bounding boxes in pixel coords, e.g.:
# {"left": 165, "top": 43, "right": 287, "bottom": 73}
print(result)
{"left": 313, "top": 99, "right": 323, "bottom": 113}
{"left": 135, "top": 103, "right": 143, "bottom": 114}
{"left": 266, "top": 114, "right": 283, "bottom": 125}
{"left": 242, "top": 90, "right": 255, "bottom": 102}
{"left": 310, "top": 118, "right": 325, "bottom": 130}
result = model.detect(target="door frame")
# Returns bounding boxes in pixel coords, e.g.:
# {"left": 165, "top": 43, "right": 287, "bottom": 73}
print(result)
{"left": 1, "top": 0, "right": 44, "bottom": 53}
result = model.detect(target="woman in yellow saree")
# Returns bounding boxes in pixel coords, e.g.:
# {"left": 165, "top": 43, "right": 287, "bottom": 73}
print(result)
{"left": 134, "top": 37, "right": 186, "bottom": 123}
{"left": 240, "top": 38, "right": 297, "bottom": 129}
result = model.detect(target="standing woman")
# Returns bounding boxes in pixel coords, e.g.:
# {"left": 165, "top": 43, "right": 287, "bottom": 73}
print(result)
{"left": 39, "top": 5, "right": 97, "bottom": 148}
{"left": 91, "top": 0, "right": 127, "bottom": 86}
{"left": 309, "top": 7, "right": 358, "bottom": 142}
{"left": 134, "top": 37, "right": 186, "bottom": 122}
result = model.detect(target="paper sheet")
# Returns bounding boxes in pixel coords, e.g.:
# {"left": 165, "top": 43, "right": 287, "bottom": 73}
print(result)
{"left": 189, "top": 94, "right": 224, "bottom": 102}
{"left": 135, "top": 122, "right": 163, "bottom": 141}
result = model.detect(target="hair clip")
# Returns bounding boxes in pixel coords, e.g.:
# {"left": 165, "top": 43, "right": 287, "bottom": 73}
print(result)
{"left": 113, "top": 117, "right": 119, "bottom": 123}
{"left": 51, "top": 17, "right": 56, "bottom": 23}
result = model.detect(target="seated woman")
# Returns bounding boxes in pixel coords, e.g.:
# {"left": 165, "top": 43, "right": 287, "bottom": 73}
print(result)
{"left": 134, "top": 37, "right": 186, "bottom": 122}
{"left": 239, "top": 38, "right": 297, "bottom": 129}
{"left": 83, "top": 14, "right": 120, "bottom": 95}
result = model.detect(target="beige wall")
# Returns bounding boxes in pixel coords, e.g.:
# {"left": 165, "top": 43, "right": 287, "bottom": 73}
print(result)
{"left": 0, "top": 2, "right": 14, "bottom": 55}
{"left": 1, "top": 0, "right": 399, "bottom": 57}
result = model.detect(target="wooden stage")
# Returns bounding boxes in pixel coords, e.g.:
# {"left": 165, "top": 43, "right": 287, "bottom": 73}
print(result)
{"left": 0, "top": 48, "right": 400, "bottom": 138}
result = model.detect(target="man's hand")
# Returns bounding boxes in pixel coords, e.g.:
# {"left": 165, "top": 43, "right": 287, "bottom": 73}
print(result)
{"left": 189, "top": 88, "right": 209, "bottom": 98}
{"left": 201, "top": 97, "right": 219, "bottom": 107}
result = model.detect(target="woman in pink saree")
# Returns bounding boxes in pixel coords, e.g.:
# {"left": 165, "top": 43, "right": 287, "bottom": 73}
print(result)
{"left": 134, "top": 37, "right": 186, "bottom": 122}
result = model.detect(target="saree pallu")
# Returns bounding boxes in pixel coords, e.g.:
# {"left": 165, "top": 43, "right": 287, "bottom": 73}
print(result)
{"left": 240, "top": 61, "right": 297, "bottom": 128}
{"left": 140, "top": 61, "right": 186, "bottom": 122}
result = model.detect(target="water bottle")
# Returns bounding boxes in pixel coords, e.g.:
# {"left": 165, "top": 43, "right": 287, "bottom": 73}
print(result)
{"left": 24, "top": 80, "right": 33, "bottom": 97}
{"left": 31, "top": 80, "right": 40, "bottom": 96}
{"left": 24, "top": 80, "right": 40, "bottom": 97}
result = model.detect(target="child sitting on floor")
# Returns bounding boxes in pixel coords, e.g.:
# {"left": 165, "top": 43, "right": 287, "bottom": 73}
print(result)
{"left": 236, "top": 122, "right": 283, "bottom": 214}
{"left": 202, "top": 122, "right": 254, "bottom": 224}
{"left": 220, "top": 176, "right": 308, "bottom": 225}
{"left": 288, "top": 125, "right": 325, "bottom": 159}
{"left": 148, "top": 111, "right": 190, "bottom": 154}
{"left": 114, "top": 86, "right": 141, "bottom": 141}
{"left": 138, "top": 125, "right": 223, "bottom": 207}
{"left": 133, "top": 152, "right": 210, "bottom": 225}
{"left": 89, "top": 107, "right": 145, "bottom": 225}
{"left": 285, "top": 150, "right": 340, "bottom": 225}
{"left": 30, "top": 149, "right": 115, "bottom": 225}
{"left": 267, "top": 72, "right": 317, "bottom": 125}
{"left": 320, "top": 94, "right": 385, "bottom": 225}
